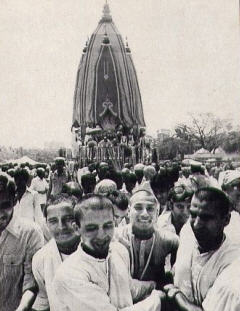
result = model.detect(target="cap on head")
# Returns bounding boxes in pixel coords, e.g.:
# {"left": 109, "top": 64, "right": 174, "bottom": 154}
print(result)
{"left": 221, "top": 170, "right": 240, "bottom": 189}
{"left": 94, "top": 179, "right": 117, "bottom": 195}
{"left": 122, "top": 168, "right": 130, "bottom": 174}
{"left": 99, "top": 162, "right": 108, "bottom": 168}
{"left": 143, "top": 165, "right": 156, "bottom": 180}
{"left": 134, "top": 163, "right": 145, "bottom": 172}
{"left": 130, "top": 189, "right": 158, "bottom": 206}
{"left": 55, "top": 157, "right": 65, "bottom": 166}
{"left": 169, "top": 184, "right": 193, "bottom": 203}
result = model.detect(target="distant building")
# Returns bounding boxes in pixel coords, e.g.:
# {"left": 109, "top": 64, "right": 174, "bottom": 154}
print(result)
{"left": 157, "top": 129, "right": 170, "bottom": 143}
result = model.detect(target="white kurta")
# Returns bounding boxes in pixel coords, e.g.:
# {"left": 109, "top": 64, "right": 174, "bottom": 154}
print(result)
{"left": 202, "top": 258, "right": 240, "bottom": 311}
{"left": 31, "top": 176, "right": 48, "bottom": 206}
{"left": 53, "top": 242, "right": 161, "bottom": 311}
{"left": 32, "top": 239, "right": 67, "bottom": 311}
{"left": 174, "top": 222, "right": 240, "bottom": 307}
{"left": 14, "top": 188, "right": 41, "bottom": 222}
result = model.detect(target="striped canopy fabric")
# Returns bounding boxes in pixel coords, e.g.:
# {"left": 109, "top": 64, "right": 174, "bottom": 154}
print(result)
{"left": 73, "top": 3, "right": 145, "bottom": 131}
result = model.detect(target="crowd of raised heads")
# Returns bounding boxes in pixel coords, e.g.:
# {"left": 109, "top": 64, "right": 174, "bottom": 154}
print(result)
{"left": 1, "top": 156, "right": 240, "bottom": 311}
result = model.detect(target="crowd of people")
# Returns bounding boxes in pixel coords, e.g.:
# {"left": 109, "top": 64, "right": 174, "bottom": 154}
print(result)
{"left": 1, "top": 156, "right": 240, "bottom": 310}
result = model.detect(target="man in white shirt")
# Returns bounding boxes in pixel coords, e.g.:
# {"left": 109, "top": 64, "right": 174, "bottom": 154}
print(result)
{"left": 31, "top": 168, "right": 49, "bottom": 212}
{"left": 48, "top": 158, "right": 69, "bottom": 199}
{"left": 14, "top": 168, "right": 39, "bottom": 222}
{"left": 157, "top": 184, "right": 193, "bottom": 235}
{"left": 165, "top": 187, "right": 240, "bottom": 311}
{"left": 32, "top": 194, "right": 80, "bottom": 311}
{"left": 53, "top": 194, "right": 164, "bottom": 311}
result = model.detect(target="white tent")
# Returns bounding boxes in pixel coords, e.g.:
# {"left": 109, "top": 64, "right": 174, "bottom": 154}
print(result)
{"left": 6, "top": 156, "right": 41, "bottom": 166}
{"left": 211, "top": 147, "right": 226, "bottom": 155}
{"left": 195, "top": 148, "right": 210, "bottom": 154}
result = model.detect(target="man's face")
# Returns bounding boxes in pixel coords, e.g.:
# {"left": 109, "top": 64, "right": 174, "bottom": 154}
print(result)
{"left": 172, "top": 201, "right": 190, "bottom": 228}
{"left": 113, "top": 205, "right": 128, "bottom": 226}
{"left": 130, "top": 192, "right": 158, "bottom": 239}
{"left": 0, "top": 194, "right": 14, "bottom": 233}
{"left": 47, "top": 203, "right": 77, "bottom": 247}
{"left": 80, "top": 208, "right": 114, "bottom": 257}
{"left": 190, "top": 195, "right": 228, "bottom": 251}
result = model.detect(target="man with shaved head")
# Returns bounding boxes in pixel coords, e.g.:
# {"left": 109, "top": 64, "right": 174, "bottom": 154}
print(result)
{"left": 116, "top": 189, "right": 179, "bottom": 289}
{"left": 53, "top": 194, "right": 164, "bottom": 311}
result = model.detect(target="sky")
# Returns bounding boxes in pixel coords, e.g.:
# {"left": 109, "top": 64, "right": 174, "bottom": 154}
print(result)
{"left": 0, "top": 0, "right": 239, "bottom": 148}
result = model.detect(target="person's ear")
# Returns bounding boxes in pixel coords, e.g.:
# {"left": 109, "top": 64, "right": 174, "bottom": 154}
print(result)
{"left": 72, "top": 221, "right": 81, "bottom": 233}
{"left": 169, "top": 200, "right": 174, "bottom": 210}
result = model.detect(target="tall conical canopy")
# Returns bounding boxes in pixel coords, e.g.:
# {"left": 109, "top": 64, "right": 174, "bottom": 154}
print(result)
{"left": 73, "top": 3, "right": 145, "bottom": 132}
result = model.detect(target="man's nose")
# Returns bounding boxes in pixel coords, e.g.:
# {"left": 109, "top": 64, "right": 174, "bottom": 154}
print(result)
{"left": 183, "top": 207, "right": 190, "bottom": 216}
{"left": 140, "top": 207, "right": 149, "bottom": 218}
{"left": 96, "top": 227, "right": 106, "bottom": 239}
{"left": 58, "top": 219, "right": 67, "bottom": 230}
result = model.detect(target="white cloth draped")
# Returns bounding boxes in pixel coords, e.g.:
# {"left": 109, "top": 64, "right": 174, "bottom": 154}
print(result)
{"left": 53, "top": 242, "right": 161, "bottom": 311}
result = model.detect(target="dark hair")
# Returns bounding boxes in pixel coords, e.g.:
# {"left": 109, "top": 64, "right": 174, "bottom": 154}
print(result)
{"left": 14, "top": 168, "right": 30, "bottom": 183}
{"left": 125, "top": 172, "right": 137, "bottom": 185}
{"left": 0, "top": 173, "right": 16, "bottom": 204}
{"left": 110, "top": 171, "right": 123, "bottom": 190}
{"left": 88, "top": 163, "right": 96, "bottom": 173}
{"left": 44, "top": 193, "right": 77, "bottom": 218}
{"left": 81, "top": 174, "right": 96, "bottom": 194}
{"left": 36, "top": 168, "right": 45, "bottom": 177}
{"left": 62, "top": 182, "right": 83, "bottom": 200}
{"left": 194, "top": 187, "right": 230, "bottom": 216}
{"left": 150, "top": 172, "right": 169, "bottom": 193}
{"left": 105, "top": 190, "right": 129, "bottom": 211}
{"left": 191, "top": 165, "right": 204, "bottom": 175}
{"left": 74, "top": 194, "right": 113, "bottom": 227}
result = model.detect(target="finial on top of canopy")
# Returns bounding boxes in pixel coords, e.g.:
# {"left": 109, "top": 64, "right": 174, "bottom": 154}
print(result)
{"left": 101, "top": 0, "right": 112, "bottom": 22}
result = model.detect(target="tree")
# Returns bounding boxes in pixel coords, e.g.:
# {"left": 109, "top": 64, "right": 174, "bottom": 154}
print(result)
{"left": 223, "top": 131, "right": 240, "bottom": 153}
{"left": 175, "top": 113, "right": 232, "bottom": 152}
{"left": 157, "top": 136, "right": 189, "bottom": 160}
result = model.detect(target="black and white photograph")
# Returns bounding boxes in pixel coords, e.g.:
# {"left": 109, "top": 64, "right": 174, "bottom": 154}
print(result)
{"left": 0, "top": 1, "right": 240, "bottom": 310}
